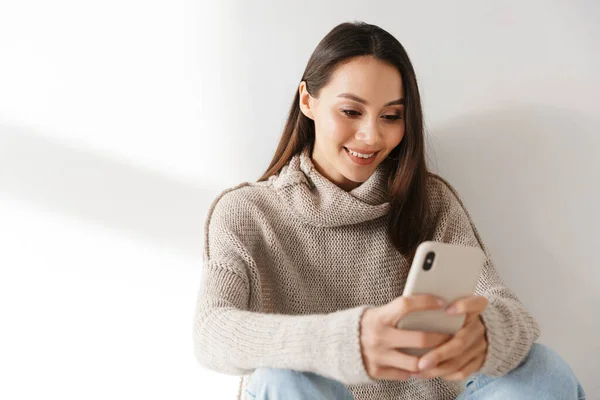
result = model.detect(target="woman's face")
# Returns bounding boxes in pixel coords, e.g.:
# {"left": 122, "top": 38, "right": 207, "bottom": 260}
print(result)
{"left": 299, "top": 55, "right": 405, "bottom": 191}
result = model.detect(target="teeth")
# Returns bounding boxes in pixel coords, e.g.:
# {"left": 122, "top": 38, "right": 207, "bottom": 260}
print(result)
{"left": 347, "top": 148, "right": 375, "bottom": 158}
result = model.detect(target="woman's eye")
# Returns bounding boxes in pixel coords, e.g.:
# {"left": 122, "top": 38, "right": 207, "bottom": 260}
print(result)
{"left": 342, "top": 110, "right": 402, "bottom": 121}
{"left": 342, "top": 110, "right": 360, "bottom": 117}
{"left": 383, "top": 114, "right": 402, "bottom": 121}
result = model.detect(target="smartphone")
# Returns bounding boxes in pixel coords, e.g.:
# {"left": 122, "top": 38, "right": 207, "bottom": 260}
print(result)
{"left": 396, "top": 241, "right": 485, "bottom": 356}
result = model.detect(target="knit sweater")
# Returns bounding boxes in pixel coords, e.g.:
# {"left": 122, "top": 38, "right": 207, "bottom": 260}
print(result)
{"left": 192, "top": 145, "right": 541, "bottom": 400}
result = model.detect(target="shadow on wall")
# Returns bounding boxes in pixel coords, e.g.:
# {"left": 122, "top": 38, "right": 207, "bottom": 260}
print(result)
{"left": 426, "top": 103, "right": 600, "bottom": 396}
{"left": 0, "top": 123, "right": 214, "bottom": 259}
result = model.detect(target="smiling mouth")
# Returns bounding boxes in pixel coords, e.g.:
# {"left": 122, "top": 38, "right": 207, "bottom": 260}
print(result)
{"left": 343, "top": 147, "right": 379, "bottom": 158}
{"left": 343, "top": 147, "right": 380, "bottom": 165}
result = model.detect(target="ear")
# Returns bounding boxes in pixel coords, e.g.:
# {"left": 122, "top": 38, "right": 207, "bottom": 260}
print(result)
{"left": 298, "top": 81, "right": 315, "bottom": 120}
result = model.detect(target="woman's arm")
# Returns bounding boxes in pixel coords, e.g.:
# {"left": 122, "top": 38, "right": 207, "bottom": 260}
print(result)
{"left": 193, "top": 257, "right": 373, "bottom": 385}
{"left": 192, "top": 188, "right": 375, "bottom": 385}
{"left": 434, "top": 176, "right": 541, "bottom": 377}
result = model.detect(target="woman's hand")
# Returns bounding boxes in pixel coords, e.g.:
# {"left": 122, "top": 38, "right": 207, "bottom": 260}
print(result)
{"left": 359, "top": 294, "right": 453, "bottom": 381}
{"left": 411, "top": 295, "right": 489, "bottom": 381}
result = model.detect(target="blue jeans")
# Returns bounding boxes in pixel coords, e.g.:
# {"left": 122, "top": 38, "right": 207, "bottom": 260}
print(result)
{"left": 244, "top": 343, "right": 586, "bottom": 399}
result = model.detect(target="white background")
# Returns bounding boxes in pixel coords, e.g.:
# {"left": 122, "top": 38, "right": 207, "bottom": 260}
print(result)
{"left": 0, "top": 0, "right": 598, "bottom": 398}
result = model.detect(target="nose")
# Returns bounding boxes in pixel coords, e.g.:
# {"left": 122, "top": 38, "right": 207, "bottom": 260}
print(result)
{"left": 355, "top": 117, "right": 381, "bottom": 146}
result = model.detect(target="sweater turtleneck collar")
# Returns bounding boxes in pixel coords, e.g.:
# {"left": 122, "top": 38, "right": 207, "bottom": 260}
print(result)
{"left": 271, "top": 145, "right": 392, "bottom": 227}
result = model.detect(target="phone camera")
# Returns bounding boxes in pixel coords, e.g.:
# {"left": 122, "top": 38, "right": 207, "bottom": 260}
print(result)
{"left": 423, "top": 251, "right": 435, "bottom": 271}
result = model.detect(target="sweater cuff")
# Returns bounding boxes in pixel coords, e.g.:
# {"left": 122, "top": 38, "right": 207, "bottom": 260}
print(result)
{"left": 478, "top": 305, "right": 504, "bottom": 376}
{"left": 478, "top": 304, "right": 531, "bottom": 377}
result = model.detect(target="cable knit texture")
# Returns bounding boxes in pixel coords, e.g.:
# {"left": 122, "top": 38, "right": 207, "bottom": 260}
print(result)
{"left": 192, "top": 145, "right": 541, "bottom": 400}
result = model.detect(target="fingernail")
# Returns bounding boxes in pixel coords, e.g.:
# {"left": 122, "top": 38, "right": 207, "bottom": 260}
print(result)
{"left": 446, "top": 306, "right": 457, "bottom": 314}
{"left": 437, "top": 299, "right": 445, "bottom": 306}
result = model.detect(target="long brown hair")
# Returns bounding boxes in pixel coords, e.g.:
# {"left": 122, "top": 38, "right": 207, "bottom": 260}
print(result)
{"left": 258, "top": 21, "right": 434, "bottom": 262}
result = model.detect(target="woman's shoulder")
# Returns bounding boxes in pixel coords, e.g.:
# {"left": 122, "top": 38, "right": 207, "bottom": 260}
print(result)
{"left": 425, "top": 173, "right": 489, "bottom": 251}
{"left": 202, "top": 179, "right": 282, "bottom": 259}
{"left": 204, "top": 179, "right": 279, "bottom": 232}
{"left": 425, "top": 172, "right": 470, "bottom": 220}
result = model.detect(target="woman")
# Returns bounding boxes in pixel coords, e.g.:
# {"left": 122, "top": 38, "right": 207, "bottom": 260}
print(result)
{"left": 193, "top": 21, "right": 586, "bottom": 399}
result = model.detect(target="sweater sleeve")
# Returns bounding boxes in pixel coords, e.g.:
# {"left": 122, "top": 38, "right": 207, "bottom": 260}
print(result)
{"left": 192, "top": 188, "right": 375, "bottom": 385}
{"left": 436, "top": 179, "right": 541, "bottom": 377}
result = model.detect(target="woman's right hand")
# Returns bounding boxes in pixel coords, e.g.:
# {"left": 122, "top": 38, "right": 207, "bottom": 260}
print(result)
{"left": 359, "top": 294, "right": 451, "bottom": 381}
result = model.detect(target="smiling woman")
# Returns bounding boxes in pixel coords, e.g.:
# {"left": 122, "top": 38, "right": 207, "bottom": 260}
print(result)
{"left": 193, "top": 21, "right": 586, "bottom": 400}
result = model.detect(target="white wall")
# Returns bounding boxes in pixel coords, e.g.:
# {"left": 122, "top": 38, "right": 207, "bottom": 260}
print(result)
{"left": 0, "top": 1, "right": 598, "bottom": 399}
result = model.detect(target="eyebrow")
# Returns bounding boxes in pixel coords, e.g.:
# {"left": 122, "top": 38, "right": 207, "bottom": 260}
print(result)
{"left": 337, "top": 92, "right": 404, "bottom": 106}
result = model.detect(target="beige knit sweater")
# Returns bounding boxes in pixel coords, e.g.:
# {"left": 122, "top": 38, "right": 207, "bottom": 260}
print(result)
{"left": 192, "top": 146, "right": 540, "bottom": 400}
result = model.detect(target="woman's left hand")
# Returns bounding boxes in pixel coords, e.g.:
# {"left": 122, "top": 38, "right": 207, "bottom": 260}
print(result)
{"left": 410, "top": 295, "right": 489, "bottom": 381}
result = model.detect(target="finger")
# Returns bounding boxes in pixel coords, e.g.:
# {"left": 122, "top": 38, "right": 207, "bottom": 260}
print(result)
{"left": 415, "top": 336, "right": 487, "bottom": 379}
{"left": 383, "top": 295, "right": 446, "bottom": 326}
{"left": 463, "top": 311, "right": 479, "bottom": 326}
{"left": 377, "top": 349, "right": 421, "bottom": 373}
{"left": 440, "top": 353, "right": 486, "bottom": 381}
{"left": 415, "top": 337, "right": 485, "bottom": 379}
{"left": 417, "top": 322, "right": 482, "bottom": 370}
{"left": 381, "top": 326, "right": 452, "bottom": 349}
{"left": 445, "top": 295, "right": 488, "bottom": 316}
{"left": 464, "top": 311, "right": 487, "bottom": 327}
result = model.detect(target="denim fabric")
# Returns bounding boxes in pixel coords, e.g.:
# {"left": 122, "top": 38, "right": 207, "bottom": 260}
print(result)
{"left": 244, "top": 368, "right": 354, "bottom": 400}
{"left": 456, "top": 343, "right": 586, "bottom": 400}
